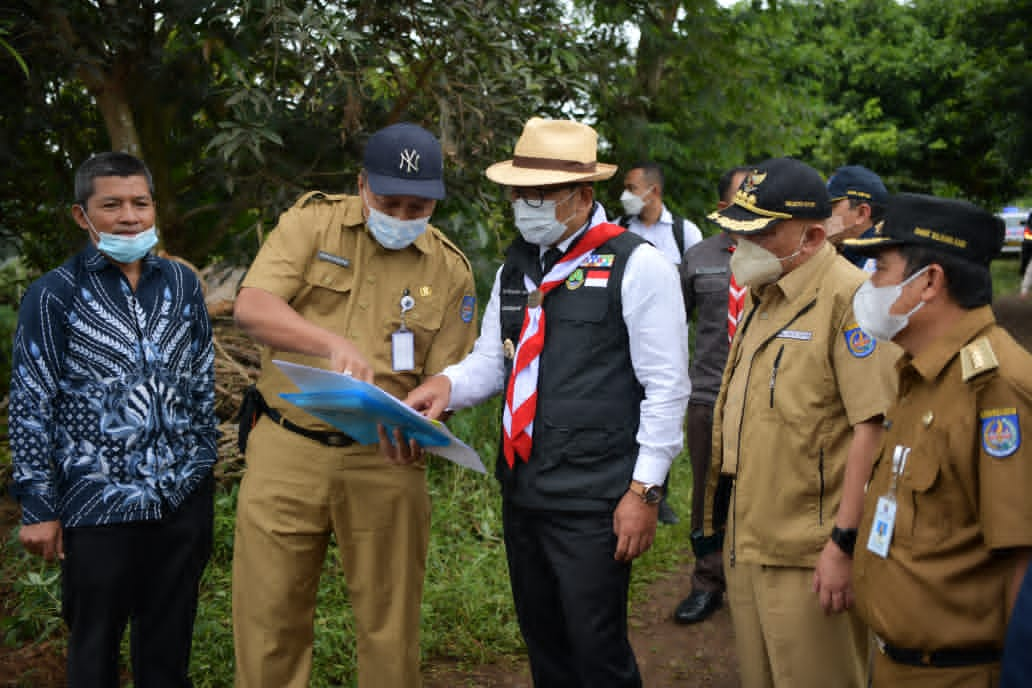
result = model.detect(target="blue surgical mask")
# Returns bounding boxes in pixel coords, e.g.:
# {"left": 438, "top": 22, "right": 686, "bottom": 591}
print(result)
{"left": 363, "top": 196, "right": 429, "bottom": 250}
{"left": 81, "top": 208, "right": 158, "bottom": 264}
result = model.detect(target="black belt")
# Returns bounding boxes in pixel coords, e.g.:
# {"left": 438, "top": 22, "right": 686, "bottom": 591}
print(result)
{"left": 263, "top": 405, "right": 355, "bottom": 447}
{"left": 877, "top": 637, "right": 1000, "bottom": 668}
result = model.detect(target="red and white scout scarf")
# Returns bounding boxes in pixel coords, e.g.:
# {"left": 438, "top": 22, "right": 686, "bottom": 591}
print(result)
{"left": 727, "top": 245, "right": 747, "bottom": 343}
{"left": 502, "top": 221, "right": 625, "bottom": 467}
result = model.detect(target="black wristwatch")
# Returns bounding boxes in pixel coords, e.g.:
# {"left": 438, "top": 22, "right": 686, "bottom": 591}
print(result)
{"left": 830, "top": 526, "right": 858, "bottom": 557}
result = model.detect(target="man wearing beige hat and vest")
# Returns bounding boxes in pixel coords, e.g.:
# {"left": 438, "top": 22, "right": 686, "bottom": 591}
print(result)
{"left": 397, "top": 117, "right": 689, "bottom": 687}
{"left": 701, "top": 157, "right": 898, "bottom": 687}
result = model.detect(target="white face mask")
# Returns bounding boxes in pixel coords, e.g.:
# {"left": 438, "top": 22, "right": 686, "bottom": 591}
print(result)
{"left": 512, "top": 189, "right": 577, "bottom": 246}
{"left": 363, "top": 191, "right": 429, "bottom": 250}
{"left": 620, "top": 188, "right": 648, "bottom": 217}
{"left": 852, "top": 266, "right": 929, "bottom": 341}
{"left": 729, "top": 230, "right": 806, "bottom": 287}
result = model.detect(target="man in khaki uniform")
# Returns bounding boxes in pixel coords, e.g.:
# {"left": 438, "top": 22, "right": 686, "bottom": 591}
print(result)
{"left": 702, "top": 157, "right": 898, "bottom": 688}
{"left": 231, "top": 123, "right": 476, "bottom": 688}
{"left": 844, "top": 193, "right": 1032, "bottom": 687}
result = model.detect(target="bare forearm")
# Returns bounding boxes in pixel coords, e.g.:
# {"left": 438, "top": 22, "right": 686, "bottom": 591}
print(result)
{"left": 836, "top": 419, "right": 883, "bottom": 528}
{"left": 235, "top": 287, "right": 340, "bottom": 358}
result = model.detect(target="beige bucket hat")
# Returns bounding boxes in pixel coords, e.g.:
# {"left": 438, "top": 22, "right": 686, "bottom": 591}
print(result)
{"left": 486, "top": 117, "right": 618, "bottom": 187}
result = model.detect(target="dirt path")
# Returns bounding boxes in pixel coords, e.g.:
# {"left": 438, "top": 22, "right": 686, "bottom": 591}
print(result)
{"left": 424, "top": 559, "right": 738, "bottom": 688}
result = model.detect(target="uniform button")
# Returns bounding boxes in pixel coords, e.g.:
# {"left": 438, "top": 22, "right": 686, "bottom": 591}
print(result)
{"left": 359, "top": 302, "right": 368, "bottom": 310}
{"left": 367, "top": 276, "right": 376, "bottom": 284}
{"left": 759, "top": 312, "right": 768, "bottom": 319}
{"left": 323, "top": 276, "right": 332, "bottom": 285}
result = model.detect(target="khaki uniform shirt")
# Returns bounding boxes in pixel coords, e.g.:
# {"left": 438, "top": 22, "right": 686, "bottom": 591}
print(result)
{"left": 242, "top": 192, "right": 477, "bottom": 435}
{"left": 705, "top": 242, "right": 898, "bottom": 566}
{"left": 854, "top": 306, "right": 1032, "bottom": 651}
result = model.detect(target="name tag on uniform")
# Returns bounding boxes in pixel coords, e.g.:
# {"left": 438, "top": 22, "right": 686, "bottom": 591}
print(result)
{"left": 392, "top": 330, "right": 415, "bottom": 372}
{"left": 776, "top": 329, "right": 813, "bottom": 341}
{"left": 866, "top": 496, "right": 896, "bottom": 558}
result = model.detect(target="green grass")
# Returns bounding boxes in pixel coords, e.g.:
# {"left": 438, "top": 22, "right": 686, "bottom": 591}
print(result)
{"left": 0, "top": 397, "right": 693, "bottom": 686}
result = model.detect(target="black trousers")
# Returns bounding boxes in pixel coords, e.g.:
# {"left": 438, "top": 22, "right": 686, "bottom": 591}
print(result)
{"left": 502, "top": 500, "right": 641, "bottom": 688}
{"left": 61, "top": 476, "right": 214, "bottom": 688}
{"left": 686, "top": 402, "right": 732, "bottom": 593}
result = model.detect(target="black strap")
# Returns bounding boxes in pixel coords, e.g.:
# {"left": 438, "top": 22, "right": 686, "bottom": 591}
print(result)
{"left": 616, "top": 214, "right": 686, "bottom": 257}
{"left": 672, "top": 215, "right": 686, "bottom": 257}
{"left": 247, "top": 386, "right": 355, "bottom": 447}
{"left": 879, "top": 640, "right": 1000, "bottom": 668}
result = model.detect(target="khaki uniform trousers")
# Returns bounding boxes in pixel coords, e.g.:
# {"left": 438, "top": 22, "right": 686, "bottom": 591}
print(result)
{"left": 725, "top": 555, "right": 867, "bottom": 688}
{"left": 232, "top": 416, "right": 431, "bottom": 688}
{"left": 871, "top": 650, "right": 1000, "bottom": 688}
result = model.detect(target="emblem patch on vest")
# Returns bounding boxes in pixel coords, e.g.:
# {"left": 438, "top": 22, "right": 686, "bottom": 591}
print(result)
{"left": 844, "top": 325, "right": 876, "bottom": 358}
{"left": 460, "top": 295, "right": 476, "bottom": 323}
{"left": 981, "top": 408, "right": 1020, "bottom": 458}
{"left": 566, "top": 268, "right": 585, "bottom": 290}
{"left": 581, "top": 253, "right": 615, "bottom": 268}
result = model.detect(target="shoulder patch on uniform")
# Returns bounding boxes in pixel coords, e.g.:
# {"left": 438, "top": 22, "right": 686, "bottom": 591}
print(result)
{"left": 844, "top": 324, "right": 876, "bottom": 358}
{"left": 961, "top": 336, "right": 999, "bottom": 382}
{"left": 460, "top": 295, "right": 476, "bottom": 323}
{"left": 980, "top": 407, "right": 1020, "bottom": 458}
{"left": 426, "top": 225, "right": 473, "bottom": 275}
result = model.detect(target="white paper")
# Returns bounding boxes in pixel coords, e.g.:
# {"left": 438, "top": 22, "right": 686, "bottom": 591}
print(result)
{"left": 273, "top": 360, "right": 486, "bottom": 474}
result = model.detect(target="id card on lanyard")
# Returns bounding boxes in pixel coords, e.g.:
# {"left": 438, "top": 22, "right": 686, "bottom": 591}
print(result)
{"left": 866, "top": 444, "right": 909, "bottom": 558}
{"left": 392, "top": 290, "right": 415, "bottom": 372}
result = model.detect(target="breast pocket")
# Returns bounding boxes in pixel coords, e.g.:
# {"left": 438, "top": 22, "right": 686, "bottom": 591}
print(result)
{"left": 898, "top": 433, "right": 952, "bottom": 548}
{"left": 300, "top": 260, "right": 354, "bottom": 320}
{"left": 383, "top": 294, "right": 444, "bottom": 373}
{"left": 695, "top": 273, "right": 727, "bottom": 295}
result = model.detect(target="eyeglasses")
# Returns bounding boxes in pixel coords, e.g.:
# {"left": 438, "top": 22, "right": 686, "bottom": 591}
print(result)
{"left": 510, "top": 185, "right": 578, "bottom": 208}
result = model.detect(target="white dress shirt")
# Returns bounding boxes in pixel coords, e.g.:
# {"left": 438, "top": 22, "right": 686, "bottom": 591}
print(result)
{"left": 443, "top": 203, "right": 690, "bottom": 485}
{"left": 624, "top": 204, "right": 703, "bottom": 264}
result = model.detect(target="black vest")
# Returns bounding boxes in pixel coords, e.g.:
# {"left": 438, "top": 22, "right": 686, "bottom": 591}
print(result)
{"left": 497, "top": 228, "right": 646, "bottom": 511}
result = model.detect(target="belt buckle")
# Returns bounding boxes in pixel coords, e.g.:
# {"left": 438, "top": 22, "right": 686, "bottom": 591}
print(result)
{"left": 326, "top": 434, "right": 347, "bottom": 447}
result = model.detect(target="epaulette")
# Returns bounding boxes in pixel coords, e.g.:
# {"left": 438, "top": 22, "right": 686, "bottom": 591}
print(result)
{"left": 426, "top": 225, "right": 473, "bottom": 274}
{"left": 291, "top": 190, "right": 351, "bottom": 209}
{"left": 961, "top": 336, "right": 999, "bottom": 382}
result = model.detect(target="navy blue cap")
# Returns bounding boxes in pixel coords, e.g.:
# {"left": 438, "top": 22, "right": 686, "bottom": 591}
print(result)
{"left": 707, "top": 157, "right": 831, "bottom": 234}
{"left": 363, "top": 123, "right": 445, "bottom": 200}
{"left": 844, "top": 193, "right": 1004, "bottom": 265}
{"left": 827, "top": 165, "right": 888, "bottom": 205}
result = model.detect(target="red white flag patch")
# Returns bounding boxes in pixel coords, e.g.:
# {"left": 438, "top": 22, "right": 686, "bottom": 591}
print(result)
{"left": 584, "top": 270, "right": 609, "bottom": 288}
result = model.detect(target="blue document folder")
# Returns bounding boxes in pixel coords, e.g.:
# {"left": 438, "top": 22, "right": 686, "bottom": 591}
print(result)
{"left": 279, "top": 389, "right": 450, "bottom": 447}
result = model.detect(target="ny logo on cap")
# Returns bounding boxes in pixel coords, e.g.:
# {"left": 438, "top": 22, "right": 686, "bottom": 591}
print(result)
{"left": 399, "top": 149, "right": 420, "bottom": 174}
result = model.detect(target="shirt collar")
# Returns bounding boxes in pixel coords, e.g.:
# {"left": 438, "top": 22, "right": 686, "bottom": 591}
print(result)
{"left": 756, "top": 241, "right": 836, "bottom": 304}
{"left": 903, "top": 305, "right": 997, "bottom": 381}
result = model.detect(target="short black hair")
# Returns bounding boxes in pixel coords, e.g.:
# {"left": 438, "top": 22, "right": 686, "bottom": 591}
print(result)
{"left": 74, "top": 152, "right": 154, "bottom": 206}
{"left": 630, "top": 161, "right": 664, "bottom": 192}
{"left": 899, "top": 243, "right": 992, "bottom": 308}
{"left": 718, "top": 166, "right": 752, "bottom": 205}
{"left": 848, "top": 197, "right": 886, "bottom": 224}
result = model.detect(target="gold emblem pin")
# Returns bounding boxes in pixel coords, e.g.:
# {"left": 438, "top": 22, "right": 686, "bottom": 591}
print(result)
{"left": 527, "top": 289, "right": 543, "bottom": 308}
{"left": 503, "top": 338, "right": 515, "bottom": 360}
{"left": 419, "top": 286, "right": 432, "bottom": 297}
{"left": 922, "top": 410, "right": 934, "bottom": 427}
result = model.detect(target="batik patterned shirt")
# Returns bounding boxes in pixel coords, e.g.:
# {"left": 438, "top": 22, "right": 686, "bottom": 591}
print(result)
{"left": 9, "top": 244, "right": 217, "bottom": 527}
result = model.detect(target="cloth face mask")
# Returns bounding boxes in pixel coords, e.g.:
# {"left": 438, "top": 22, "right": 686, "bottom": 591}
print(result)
{"left": 852, "top": 266, "right": 929, "bottom": 341}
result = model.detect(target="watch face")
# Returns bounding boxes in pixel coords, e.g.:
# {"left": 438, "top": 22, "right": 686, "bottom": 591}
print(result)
{"left": 644, "top": 486, "right": 663, "bottom": 505}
